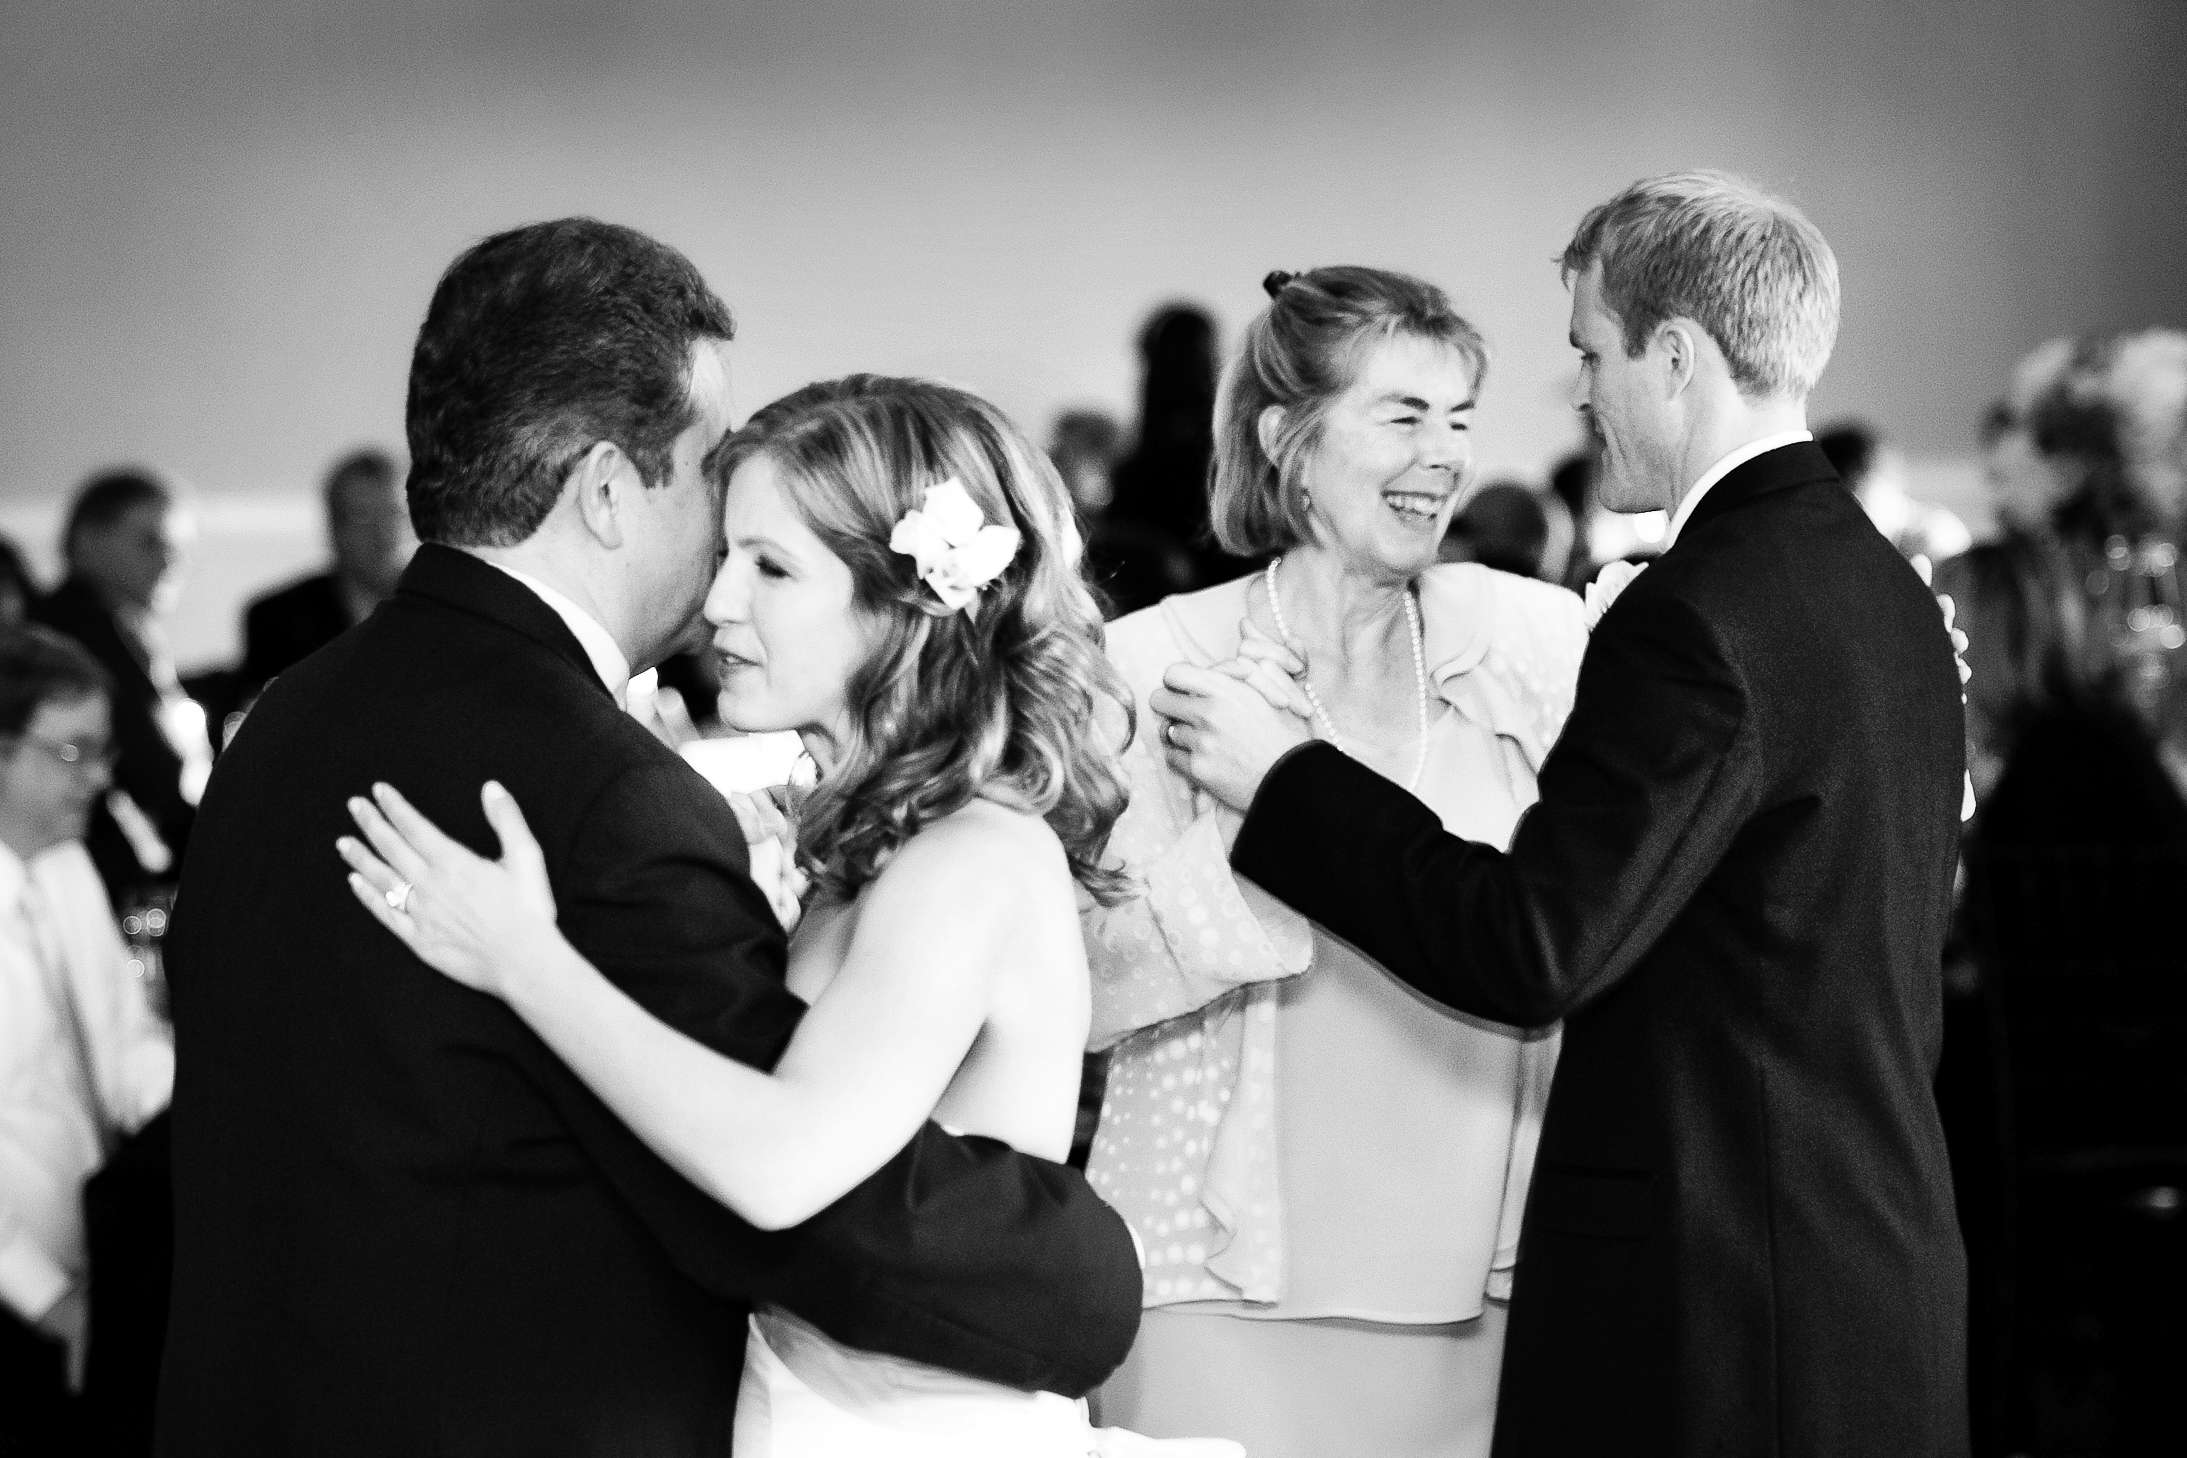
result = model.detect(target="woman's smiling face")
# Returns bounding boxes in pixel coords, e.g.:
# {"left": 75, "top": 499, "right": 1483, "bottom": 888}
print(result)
{"left": 1294, "top": 331, "right": 1479, "bottom": 580}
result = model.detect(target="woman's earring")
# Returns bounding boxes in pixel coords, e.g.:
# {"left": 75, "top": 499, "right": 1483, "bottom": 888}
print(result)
{"left": 1300, "top": 488, "right": 1313, "bottom": 514}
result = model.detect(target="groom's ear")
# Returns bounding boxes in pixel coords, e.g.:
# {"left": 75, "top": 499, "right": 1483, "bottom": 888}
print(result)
{"left": 568, "top": 441, "right": 639, "bottom": 550}
{"left": 1653, "top": 318, "right": 1705, "bottom": 399}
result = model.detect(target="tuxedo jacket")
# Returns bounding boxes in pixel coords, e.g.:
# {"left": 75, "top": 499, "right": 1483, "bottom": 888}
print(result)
{"left": 239, "top": 570, "right": 355, "bottom": 695}
{"left": 156, "top": 546, "right": 1141, "bottom": 1458}
{"left": 1233, "top": 444, "right": 1969, "bottom": 1457}
{"left": 31, "top": 576, "right": 195, "bottom": 900}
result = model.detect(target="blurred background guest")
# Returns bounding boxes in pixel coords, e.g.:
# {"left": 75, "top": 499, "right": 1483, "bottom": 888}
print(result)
{"left": 1543, "top": 450, "right": 1600, "bottom": 591}
{"left": 1109, "top": 303, "right": 1246, "bottom": 589}
{"left": 1816, "top": 418, "right": 1971, "bottom": 565}
{"left": 1051, "top": 408, "right": 1125, "bottom": 517}
{"left": 1938, "top": 325, "right": 2187, "bottom": 1456}
{"left": 1978, "top": 336, "right": 2081, "bottom": 538}
{"left": 29, "top": 471, "right": 208, "bottom": 911}
{"left": 1936, "top": 526, "right": 2089, "bottom": 805}
{"left": 1052, "top": 406, "right": 1196, "bottom": 617}
{"left": 1944, "top": 328, "right": 2187, "bottom": 794}
{"left": 238, "top": 447, "right": 415, "bottom": 702}
{"left": 0, "top": 626, "right": 174, "bottom": 1458}
{"left": 1436, "top": 478, "right": 1575, "bottom": 584}
{"left": 0, "top": 538, "right": 36, "bottom": 629}
{"left": 1943, "top": 338, "right": 2089, "bottom": 800}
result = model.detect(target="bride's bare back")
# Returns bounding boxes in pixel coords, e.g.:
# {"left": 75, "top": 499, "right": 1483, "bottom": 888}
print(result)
{"left": 785, "top": 797, "right": 1091, "bottom": 1165}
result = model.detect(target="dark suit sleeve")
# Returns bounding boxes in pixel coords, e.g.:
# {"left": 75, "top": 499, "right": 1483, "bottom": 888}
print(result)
{"left": 1233, "top": 590, "right": 1761, "bottom": 1026}
{"left": 521, "top": 760, "right": 1141, "bottom": 1397}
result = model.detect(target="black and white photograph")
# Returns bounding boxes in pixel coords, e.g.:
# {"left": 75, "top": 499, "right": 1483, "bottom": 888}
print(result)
{"left": 3, "top": 3, "right": 2184, "bottom": 1455}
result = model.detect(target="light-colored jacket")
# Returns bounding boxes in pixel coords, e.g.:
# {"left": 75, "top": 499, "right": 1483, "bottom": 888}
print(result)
{"left": 1084, "top": 563, "right": 1586, "bottom": 1307}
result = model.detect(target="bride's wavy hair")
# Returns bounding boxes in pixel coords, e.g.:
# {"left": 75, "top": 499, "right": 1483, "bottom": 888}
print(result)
{"left": 711, "top": 375, "right": 1134, "bottom": 905}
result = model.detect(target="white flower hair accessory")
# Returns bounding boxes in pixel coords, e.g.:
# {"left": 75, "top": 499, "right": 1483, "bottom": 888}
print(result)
{"left": 888, "top": 477, "right": 1021, "bottom": 612}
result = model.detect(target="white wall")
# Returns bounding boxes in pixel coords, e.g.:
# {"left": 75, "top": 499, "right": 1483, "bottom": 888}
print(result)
{"left": 4, "top": 0, "right": 2182, "bottom": 666}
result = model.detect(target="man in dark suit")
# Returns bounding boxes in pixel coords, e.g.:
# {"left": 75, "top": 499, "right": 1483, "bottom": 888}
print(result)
{"left": 1152, "top": 172, "right": 1968, "bottom": 1456}
{"left": 32, "top": 471, "right": 208, "bottom": 907}
{"left": 157, "top": 218, "right": 1140, "bottom": 1457}
{"left": 237, "top": 446, "right": 416, "bottom": 701}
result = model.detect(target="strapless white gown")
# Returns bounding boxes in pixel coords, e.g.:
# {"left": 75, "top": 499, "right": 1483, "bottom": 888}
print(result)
{"left": 735, "top": 1307, "right": 1246, "bottom": 1458}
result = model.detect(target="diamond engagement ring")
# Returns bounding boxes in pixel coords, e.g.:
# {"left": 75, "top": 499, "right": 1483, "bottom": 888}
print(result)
{"left": 386, "top": 881, "right": 413, "bottom": 914}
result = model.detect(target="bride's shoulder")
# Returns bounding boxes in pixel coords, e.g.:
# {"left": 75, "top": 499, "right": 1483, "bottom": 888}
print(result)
{"left": 836, "top": 802, "right": 1073, "bottom": 981}
{"left": 870, "top": 798, "right": 1069, "bottom": 907}
{"left": 938, "top": 796, "right": 1068, "bottom": 865}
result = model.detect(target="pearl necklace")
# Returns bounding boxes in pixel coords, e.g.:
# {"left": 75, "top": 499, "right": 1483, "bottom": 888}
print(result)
{"left": 1262, "top": 558, "right": 1432, "bottom": 792}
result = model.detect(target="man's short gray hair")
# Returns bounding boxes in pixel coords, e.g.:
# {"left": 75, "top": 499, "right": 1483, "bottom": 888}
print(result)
{"left": 1562, "top": 170, "right": 1839, "bottom": 400}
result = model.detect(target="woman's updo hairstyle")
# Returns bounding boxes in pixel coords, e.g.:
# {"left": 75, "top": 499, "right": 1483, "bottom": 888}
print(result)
{"left": 1211, "top": 266, "right": 1488, "bottom": 557}
{"left": 710, "top": 375, "right": 1132, "bottom": 904}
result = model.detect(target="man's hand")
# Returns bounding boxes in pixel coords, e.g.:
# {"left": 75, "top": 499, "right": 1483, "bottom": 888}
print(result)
{"left": 1151, "top": 661, "right": 1313, "bottom": 814}
{"left": 1912, "top": 554, "right": 1973, "bottom": 700}
{"left": 1913, "top": 555, "right": 1980, "bottom": 821}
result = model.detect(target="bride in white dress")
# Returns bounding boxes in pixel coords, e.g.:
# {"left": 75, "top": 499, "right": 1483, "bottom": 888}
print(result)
{"left": 336, "top": 376, "right": 1241, "bottom": 1458}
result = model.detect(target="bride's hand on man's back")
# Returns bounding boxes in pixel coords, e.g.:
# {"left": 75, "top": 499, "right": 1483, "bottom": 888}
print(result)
{"left": 337, "top": 780, "right": 559, "bottom": 999}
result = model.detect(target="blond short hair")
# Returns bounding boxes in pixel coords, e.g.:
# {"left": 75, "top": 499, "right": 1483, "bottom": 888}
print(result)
{"left": 1562, "top": 170, "right": 1839, "bottom": 400}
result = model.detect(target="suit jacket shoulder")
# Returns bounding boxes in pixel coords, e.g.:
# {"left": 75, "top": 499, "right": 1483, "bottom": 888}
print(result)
{"left": 241, "top": 572, "right": 351, "bottom": 681}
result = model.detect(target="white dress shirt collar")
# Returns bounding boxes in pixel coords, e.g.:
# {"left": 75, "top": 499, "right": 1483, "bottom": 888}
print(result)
{"left": 482, "top": 561, "right": 632, "bottom": 705}
{"left": 1665, "top": 429, "right": 1815, "bottom": 549}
